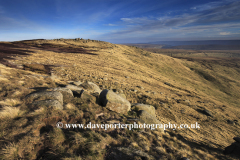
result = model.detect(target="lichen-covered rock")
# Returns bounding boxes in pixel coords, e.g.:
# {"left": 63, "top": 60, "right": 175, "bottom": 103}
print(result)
{"left": 80, "top": 81, "right": 101, "bottom": 94}
{"left": 52, "top": 87, "right": 73, "bottom": 97}
{"left": 132, "top": 103, "right": 156, "bottom": 117}
{"left": 137, "top": 110, "right": 164, "bottom": 132}
{"left": 80, "top": 90, "right": 97, "bottom": 103}
{"left": 118, "top": 93, "right": 126, "bottom": 99}
{"left": 73, "top": 81, "right": 83, "bottom": 86}
{"left": 99, "top": 89, "right": 130, "bottom": 115}
{"left": 65, "top": 84, "right": 83, "bottom": 91}
{"left": 26, "top": 91, "right": 63, "bottom": 105}
{"left": 30, "top": 99, "right": 63, "bottom": 110}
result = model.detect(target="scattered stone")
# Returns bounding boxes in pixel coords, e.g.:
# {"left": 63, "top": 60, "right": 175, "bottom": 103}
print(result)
{"left": 202, "top": 109, "right": 213, "bottom": 117}
{"left": 137, "top": 110, "right": 164, "bottom": 132}
{"left": 103, "top": 77, "right": 108, "bottom": 81}
{"left": 118, "top": 89, "right": 123, "bottom": 94}
{"left": 99, "top": 89, "right": 131, "bottom": 115}
{"left": 125, "top": 76, "right": 129, "bottom": 78}
{"left": 80, "top": 90, "right": 96, "bottom": 102}
{"left": 80, "top": 81, "right": 102, "bottom": 94}
{"left": 65, "top": 85, "right": 83, "bottom": 91}
{"left": 131, "top": 103, "right": 156, "bottom": 117}
{"left": 95, "top": 113, "right": 104, "bottom": 119}
{"left": 177, "top": 99, "right": 190, "bottom": 105}
{"left": 136, "top": 86, "right": 144, "bottom": 89}
{"left": 64, "top": 103, "right": 75, "bottom": 109}
{"left": 227, "top": 120, "right": 235, "bottom": 125}
{"left": 73, "top": 81, "right": 82, "bottom": 86}
{"left": 164, "top": 82, "right": 171, "bottom": 86}
{"left": 30, "top": 99, "right": 63, "bottom": 110}
{"left": 180, "top": 158, "right": 190, "bottom": 160}
{"left": 52, "top": 87, "right": 73, "bottom": 97}
{"left": 180, "top": 109, "right": 185, "bottom": 113}
{"left": 107, "top": 147, "right": 155, "bottom": 160}
{"left": 130, "top": 89, "right": 138, "bottom": 92}
{"left": 26, "top": 91, "right": 63, "bottom": 105}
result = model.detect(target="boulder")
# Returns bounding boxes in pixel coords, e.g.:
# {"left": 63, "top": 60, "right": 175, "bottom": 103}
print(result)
{"left": 65, "top": 85, "right": 83, "bottom": 91}
{"left": 80, "top": 81, "right": 101, "bottom": 94}
{"left": 137, "top": 110, "right": 164, "bottom": 132}
{"left": 52, "top": 87, "right": 73, "bottom": 97}
{"left": 30, "top": 99, "right": 63, "bottom": 110}
{"left": 80, "top": 90, "right": 96, "bottom": 103}
{"left": 118, "top": 93, "right": 126, "bottom": 99}
{"left": 73, "top": 81, "right": 83, "bottom": 86}
{"left": 107, "top": 147, "right": 155, "bottom": 160}
{"left": 99, "top": 89, "right": 131, "bottom": 115}
{"left": 26, "top": 91, "right": 63, "bottom": 105}
{"left": 132, "top": 103, "right": 156, "bottom": 117}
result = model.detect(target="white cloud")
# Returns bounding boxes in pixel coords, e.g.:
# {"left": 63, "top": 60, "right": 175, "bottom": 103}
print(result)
{"left": 220, "top": 32, "right": 231, "bottom": 35}
{"left": 107, "top": 23, "right": 118, "bottom": 26}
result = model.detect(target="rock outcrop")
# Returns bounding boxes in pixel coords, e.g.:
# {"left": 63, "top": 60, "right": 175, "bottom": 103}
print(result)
{"left": 80, "top": 81, "right": 102, "bottom": 94}
{"left": 137, "top": 110, "right": 164, "bottom": 132}
{"left": 99, "top": 89, "right": 131, "bottom": 114}
{"left": 26, "top": 91, "right": 63, "bottom": 105}
{"left": 30, "top": 99, "right": 63, "bottom": 110}
{"left": 131, "top": 103, "right": 156, "bottom": 117}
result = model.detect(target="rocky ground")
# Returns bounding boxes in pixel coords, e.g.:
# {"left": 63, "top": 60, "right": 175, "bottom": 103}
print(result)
{"left": 0, "top": 38, "right": 240, "bottom": 160}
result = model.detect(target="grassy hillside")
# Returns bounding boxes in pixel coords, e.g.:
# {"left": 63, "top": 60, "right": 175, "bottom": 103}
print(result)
{"left": 0, "top": 38, "right": 240, "bottom": 159}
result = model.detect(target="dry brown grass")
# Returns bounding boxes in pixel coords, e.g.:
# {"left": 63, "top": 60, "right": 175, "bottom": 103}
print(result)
{"left": 0, "top": 39, "right": 239, "bottom": 159}
{"left": 0, "top": 106, "right": 24, "bottom": 119}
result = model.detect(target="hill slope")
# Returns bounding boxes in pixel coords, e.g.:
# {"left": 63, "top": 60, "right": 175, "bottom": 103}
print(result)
{"left": 0, "top": 38, "right": 240, "bottom": 160}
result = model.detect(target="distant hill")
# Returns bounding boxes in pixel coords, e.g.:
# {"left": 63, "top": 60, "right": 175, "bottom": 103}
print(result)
{"left": 169, "top": 44, "right": 240, "bottom": 50}
{"left": 122, "top": 43, "right": 166, "bottom": 48}
{"left": 124, "top": 40, "right": 240, "bottom": 50}
{"left": 148, "top": 40, "right": 240, "bottom": 46}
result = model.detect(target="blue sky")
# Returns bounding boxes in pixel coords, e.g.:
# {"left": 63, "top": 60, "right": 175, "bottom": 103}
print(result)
{"left": 0, "top": 0, "right": 240, "bottom": 43}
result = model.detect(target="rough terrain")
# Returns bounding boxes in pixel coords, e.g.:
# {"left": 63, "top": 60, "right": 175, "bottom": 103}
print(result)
{"left": 0, "top": 38, "right": 240, "bottom": 160}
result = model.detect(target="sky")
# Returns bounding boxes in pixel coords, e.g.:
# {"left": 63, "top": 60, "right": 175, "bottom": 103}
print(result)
{"left": 0, "top": 0, "right": 240, "bottom": 43}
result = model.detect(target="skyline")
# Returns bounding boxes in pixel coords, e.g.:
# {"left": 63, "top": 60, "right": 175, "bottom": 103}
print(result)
{"left": 0, "top": 0, "right": 240, "bottom": 43}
